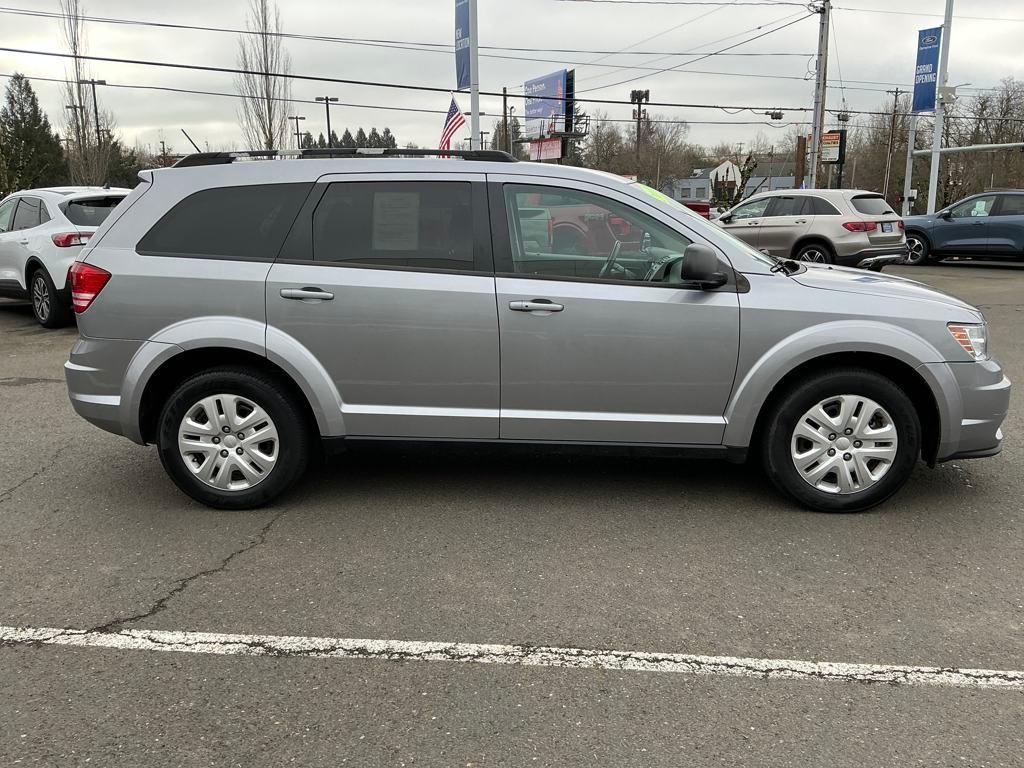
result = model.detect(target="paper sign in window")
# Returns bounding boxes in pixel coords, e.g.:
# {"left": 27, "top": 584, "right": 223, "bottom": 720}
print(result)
{"left": 372, "top": 192, "right": 420, "bottom": 251}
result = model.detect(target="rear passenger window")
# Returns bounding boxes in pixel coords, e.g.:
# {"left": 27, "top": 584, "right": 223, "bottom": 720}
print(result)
{"left": 312, "top": 182, "right": 473, "bottom": 270}
{"left": 766, "top": 197, "right": 806, "bottom": 217}
{"left": 996, "top": 196, "right": 1024, "bottom": 216}
{"left": 138, "top": 183, "right": 310, "bottom": 260}
{"left": 806, "top": 196, "right": 840, "bottom": 215}
{"left": 12, "top": 197, "right": 43, "bottom": 230}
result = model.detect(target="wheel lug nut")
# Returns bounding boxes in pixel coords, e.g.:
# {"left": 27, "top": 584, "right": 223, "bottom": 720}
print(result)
{"left": 220, "top": 449, "right": 229, "bottom": 457}
{"left": 237, "top": 432, "right": 244, "bottom": 439}
{"left": 843, "top": 453, "right": 852, "bottom": 461}
{"left": 236, "top": 447, "right": 243, "bottom": 455}
{"left": 222, "top": 426, "right": 230, "bottom": 433}
{"left": 212, "top": 437, "right": 220, "bottom": 444}
{"left": 828, "top": 433, "right": 837, "bottom": 441}
{"left": 844, "top": 428, "right": 853, "bottom": 435}
{"left": 827, "top": 448, "right": 836, "bottom": 456}
{"left": 854, "top": 440, "right": 862, "bottom": 448}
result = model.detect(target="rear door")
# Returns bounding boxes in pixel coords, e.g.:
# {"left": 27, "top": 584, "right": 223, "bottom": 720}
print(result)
{"left": 265, "top": 173, "right": 500, "bottom": 439}
{"left": 933, "top": 195, "right": 996, "bottom": 254}
{"left": 716, "top": 197, "right": 769, "bottom": 249}
{"left": 987, "top": 193, "right": 1024, "bottom": 257}
{"left": 759, "top": 195, "right": 813, "bottom": 257}
{"left": 491, "top": 177, "right": 740, "bottom": 445}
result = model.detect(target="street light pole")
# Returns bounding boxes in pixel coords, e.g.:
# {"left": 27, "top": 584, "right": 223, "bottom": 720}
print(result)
{"left": 78, "top": 79, "right": 106, "bottom": 147}
{"left": 288, "top": 115, "right": 306, "bottom": 149}
{"left": 64, "top": 104, "right": 85, "bottom": 150}
{"left": 808, "top": 0, "right": 831, "bottom": 189}
{"left": 927, "top": 0, "right": 955, "bottom": 214}
{"left": 315, "top": 96, "right": 338, "bottom": 147}
{"left": 630, "top": 89, "right": 649, "bottom": 179}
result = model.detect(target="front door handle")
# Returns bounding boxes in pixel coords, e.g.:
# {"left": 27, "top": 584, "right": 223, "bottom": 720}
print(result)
{"left": 747, "top": 221, "right": 760, "bottom": 226}
{"left": 509, "top": 299, "right": 564, "bottom": 313}
{"left": 280, "top": 287, "right": 334, "bottom": 301}
{"left": 794, "top": 219, "right": 807, "bottom": 224}
{"left": 18, "top": 239, "right": 29, "bottom": 245}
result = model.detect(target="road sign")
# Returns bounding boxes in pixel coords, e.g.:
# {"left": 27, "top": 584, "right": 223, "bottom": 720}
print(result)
{"left": 912, "top": 27, "right": 942, "bottom": 113}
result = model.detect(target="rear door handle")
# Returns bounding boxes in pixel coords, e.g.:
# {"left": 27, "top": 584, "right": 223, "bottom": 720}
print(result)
{"left": 509, "top": 299, "right": 564, "bottom": 312}
{"left": 18, "top": 239, "right": 29, "bottom": 245}
{"left": 794, "top": 219, "right": 807, "bottom": 224}
{"left": 280, "top": 287, "right": 334, "bottom": 301}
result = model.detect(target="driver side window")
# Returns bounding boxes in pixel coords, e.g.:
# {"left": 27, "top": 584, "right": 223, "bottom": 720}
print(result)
{"left": 502, "top": 184, "right": 692, "bottom": 283}
{"left": 730, "top": 198, "right": 770, "bottom": 220}
{"left": 949, "top": 195, "right": 996, "bottom": 219}
{"left": 0, "top": 199, "right": 16, "bottom": 233}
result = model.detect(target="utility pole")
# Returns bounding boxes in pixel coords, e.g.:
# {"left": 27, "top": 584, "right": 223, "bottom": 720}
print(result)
{"left": 315, "top": 96, "right": 338, "bottom": 147}
{"left": 159, "top": 140, "right": 167, "bottom": 167}
{"left": 78, "top": 79, "right": 106, "bottom": 147}
{"left": 902, "top": 115, "right": 918, "bottom": 216}
{"left": 468, "top": 0, "right": 480, "bottom": 150}
{"left": 502, "top": 87, "right": 509, "bottom": 154}
{"left": 882, "top": 88, "right": 906, "bottom": 203}
{"left": 288, "top": 115, "right": 306, "bottom": 148}
{"left": 808, "top": 0, "right": 831, "bottom": 189}
{"left": 65, "top": 104, "right": 85, "bottom": 150}
{"left": 508, "top": 107, "right": 516, "bottom": 154}
{"left": 927, "top": 0, "right": 955, "bottom": 213}
{"left": 479, "top": 130, "right": 489, "bottom": 149}
{"left": 630, "top": 89, "right": 650, "bottom": 179}
{"left": 794, "top": 134, "right": 807, "bottom": 188}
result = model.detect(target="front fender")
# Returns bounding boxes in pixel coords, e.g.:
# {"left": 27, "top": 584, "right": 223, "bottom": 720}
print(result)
{"left": 722, "top": 320, "right": 950, "bottom": 449}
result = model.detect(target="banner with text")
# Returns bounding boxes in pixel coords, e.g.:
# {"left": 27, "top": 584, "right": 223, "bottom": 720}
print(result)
{"left": 912, "top": 27, "right": 942, "bottom": 113}
{"left": 455, "top": 0, "right": 471, "bottom": 90}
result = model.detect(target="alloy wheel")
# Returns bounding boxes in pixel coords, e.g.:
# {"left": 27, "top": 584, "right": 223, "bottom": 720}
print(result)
{"left": 790, "top": 394, "right": 898, "bottom": 495}
{"left": 798, "top": 248, "right": 829, "bottom": 263}
{"left": 177, "top": 393, "right": 279, "bottom": 491}
{"left": 31, "top": 274, "right": 50, "bottom": 323}
{"left": 905, "top": 236, "right": 926, "bottom": 265}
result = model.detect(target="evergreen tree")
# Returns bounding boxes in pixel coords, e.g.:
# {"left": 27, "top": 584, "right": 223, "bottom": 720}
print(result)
{"left": 340, "top": 128, "right": 355, "bottom": 148}
{"left": 0, "top": 73, "right": 66, "bottom": 194}
{"left": 381, "top": 127, "right": 397, "bottom": 149}
{"left": 329, "top": 129, "right": 340, "bottom": 148}
{"left": 316, "top": 132, "right": 327, "bottom": 148}
{"left": 367, "top": 127, "right": 383, "bottom": 148}
{"left": 355, "top": 128, "right": 367, "bottom": 148}
{"left": 299, "top": 131, "right": 315, "bottom": 149}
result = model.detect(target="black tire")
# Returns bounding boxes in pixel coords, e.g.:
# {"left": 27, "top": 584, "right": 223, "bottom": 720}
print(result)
{"left": 157, "top": 367, "right": 311, "bottom": 510}
{"left": 30, "top": 268, "right": 72, "bottom": 328}
{"left": 904, "top": 232, "right": 932, "bottom": 265}
{"left": 794, "top": 242, "right": 834, "bottom": 264}
{"left": 761, "top": 368, "right": 921, "bottom": 513}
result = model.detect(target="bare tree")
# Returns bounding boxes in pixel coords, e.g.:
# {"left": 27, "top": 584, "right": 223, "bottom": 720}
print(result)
{"left": 235, "top": 0, "right": 292, "bottom": 151}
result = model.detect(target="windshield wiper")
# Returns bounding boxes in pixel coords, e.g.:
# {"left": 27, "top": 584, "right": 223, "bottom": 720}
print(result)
{"left": 770, "top": 258, "right": 801, "bottom": 275}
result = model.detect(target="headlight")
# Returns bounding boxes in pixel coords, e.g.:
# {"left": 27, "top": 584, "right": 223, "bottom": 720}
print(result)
{"left": 948, "top": 323, "right": 988, "bottom": 360}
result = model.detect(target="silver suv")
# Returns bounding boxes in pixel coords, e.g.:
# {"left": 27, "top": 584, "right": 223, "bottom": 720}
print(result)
{"left": 65, "top": 149, "right": 1010, "bottom": 513}
{"left": 716, "top": 188, "right": 908, "bottom": 268}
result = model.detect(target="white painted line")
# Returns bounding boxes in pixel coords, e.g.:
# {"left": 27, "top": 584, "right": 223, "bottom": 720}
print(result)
{"left": 2, "top": 625, "right": 1023, "bottom": 690}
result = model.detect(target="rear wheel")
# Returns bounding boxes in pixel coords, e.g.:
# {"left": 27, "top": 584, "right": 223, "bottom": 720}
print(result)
{"left": 794, "top": 242, "right": 834, "bottom": 264}
{"left": 30, "top": 268, "right": 72, "bottom": 328}
{"left": 761, "top": 369, "right": 920, "bottom": 513}
{"left": 905, "top": 233, "right": 932, "bottom": 265}
{"left": 157, "top": 367, "right": 311, "bottom": 509}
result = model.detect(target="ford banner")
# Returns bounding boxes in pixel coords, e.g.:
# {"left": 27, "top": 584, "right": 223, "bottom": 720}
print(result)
{"left": 912, "top": 27, "right": 942, "bottom": 113}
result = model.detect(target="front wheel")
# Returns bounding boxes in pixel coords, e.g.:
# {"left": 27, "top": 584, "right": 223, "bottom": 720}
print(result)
{"left": 904, "top": 233, "right": 932, "bottom": 265}
{"left": 761, "top": 369, "right": 920, "bottom": 513}
{"left": 157, "top": 367, "right": 311, "bottom": 509}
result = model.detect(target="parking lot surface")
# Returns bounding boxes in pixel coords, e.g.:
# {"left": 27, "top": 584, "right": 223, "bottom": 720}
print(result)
{"left": 1, "top": 262, "right": 1022, "bottom": 766}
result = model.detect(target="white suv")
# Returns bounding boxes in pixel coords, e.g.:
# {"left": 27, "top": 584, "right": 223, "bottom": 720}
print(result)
{"left": 0, "top": 186, "right": 130, "bottom": 327}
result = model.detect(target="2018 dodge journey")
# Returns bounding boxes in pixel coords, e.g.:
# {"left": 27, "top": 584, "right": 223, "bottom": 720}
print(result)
{"left": 64, "top": 148, "right": 1011, "bottom": 513}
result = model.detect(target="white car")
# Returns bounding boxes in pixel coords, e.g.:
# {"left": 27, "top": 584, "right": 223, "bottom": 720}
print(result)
{"left": 0, "top": 186, "right": 130, "bottom": 327}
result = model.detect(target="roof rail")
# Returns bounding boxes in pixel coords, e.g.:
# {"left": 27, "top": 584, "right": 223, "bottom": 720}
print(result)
{"left": 173, "top": 148, "right": 518, "bottom": 168}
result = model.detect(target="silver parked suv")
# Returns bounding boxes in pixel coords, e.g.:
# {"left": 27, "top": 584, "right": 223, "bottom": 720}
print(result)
{"left": 65, "top": 149, "right": 1010, "bottom": 513}
{"left": 716, "top": 188, "right": 907, "bottom": 268}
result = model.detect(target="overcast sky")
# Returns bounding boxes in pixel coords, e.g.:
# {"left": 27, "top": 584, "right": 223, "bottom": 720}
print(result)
{"left": 1, "top": 0, "right": 1021, "bottom": 155}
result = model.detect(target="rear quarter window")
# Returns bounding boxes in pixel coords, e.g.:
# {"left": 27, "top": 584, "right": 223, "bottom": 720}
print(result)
{"left": 62, "top": 196, "right": 126, "bottom": 227}
{"left": 851, "top": 195, "right": 896, "bottom": 216}
{"left": 137, "top": 183, "right": 311, "bottom": 260}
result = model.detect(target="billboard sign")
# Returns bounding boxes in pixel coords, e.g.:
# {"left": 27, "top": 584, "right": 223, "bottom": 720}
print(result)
{"left": 455, "top": 0, "right": 471, "bottom": 90}
{"left": 524, "top": 70, "right": 568, "bottom": 140}
{"left": 528, "top": 138, "right": 563, "bottom": 162}
{"left": 912, "top": 27, "right": 942, "bottom": 113}
{"left": 821, "top": 129, "right": 846, "bottom": 164}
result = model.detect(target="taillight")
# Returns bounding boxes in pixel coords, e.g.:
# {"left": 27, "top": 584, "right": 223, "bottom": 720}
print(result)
{"left": 842, "top": 221, "right": 878, "bottom": 232}
{"left": 898, "top": 220, "right": 906, "bottom": 230}
{"left": 68, "top": 262, "right": 111, "bottom": 313}
{"left": 52, "top": 232, "right": 93, "bottom": 248}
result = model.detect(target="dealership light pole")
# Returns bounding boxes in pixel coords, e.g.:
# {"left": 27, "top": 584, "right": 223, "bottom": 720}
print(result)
{"left": 926, "top": 0, "right": 955, "bottom": 214}
{"left": 288, "top": 114, "right": 306, "bottom": 148}
{"left": 808, "top": 0, "right": 831, "bottom": 189}
{"left": 630, "top": 89, "right": 649, "bottom": 179}
{"left": 468, "top": 0, "right": 480, "bottom": 150}
{"left": 315, "top": 96, "right": 338, "bottom": 147}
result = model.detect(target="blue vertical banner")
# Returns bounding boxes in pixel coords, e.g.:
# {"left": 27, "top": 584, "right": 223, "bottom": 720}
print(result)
{"left": 912, "top": 27, "right": 942, "bottom": 113}
{"left": 455, "top": 0, "right": 471, "bottom": 91}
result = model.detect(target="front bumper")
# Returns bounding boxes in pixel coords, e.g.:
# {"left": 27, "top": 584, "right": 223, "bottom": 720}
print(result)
{"left": 922, "top": 358, "right": 1011, "bottom": 462}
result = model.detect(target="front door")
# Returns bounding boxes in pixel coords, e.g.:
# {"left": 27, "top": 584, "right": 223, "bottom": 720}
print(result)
{"left": 934, "top": 194, "right": 997, "bottom": 254}
{"left": 491, "top": 179, "right": 740, "bottom": 445}
{"left": 759, "top": 195, "right": 814, "bottom": 257}
{"left": 266, "top": 174, "right": 500, "bottom": 439}
{"left": 0, "top": 198, "right": 25, "bottom": 292}
{"left": 717, "top": 197, "right": 770, "bottom": 249}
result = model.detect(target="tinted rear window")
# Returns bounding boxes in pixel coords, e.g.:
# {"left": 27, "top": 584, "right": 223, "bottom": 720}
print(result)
{"left": 997, "top": 195, "right": 1024, "bottom": 216}
{"left": 851, "top": 195, "right": 896, "bottom": 216}
{"left": 63, "top": 196, "right": 125, "bottom": 227}
{"left": 806, "top": 196, "right": 840, "bottom": 215}
{"left": 138, "top": 183, "right": 310, "bottom": 260}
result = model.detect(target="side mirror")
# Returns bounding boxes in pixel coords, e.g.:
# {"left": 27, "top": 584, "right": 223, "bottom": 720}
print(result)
{"left": 676, "top": 243, "right": 728, "bottom": 289}
{"left": 939, "top": 210, "right": 952, "bottom": 220}
{"left": 719, "top": 213, "right": 733, "bottom": 224}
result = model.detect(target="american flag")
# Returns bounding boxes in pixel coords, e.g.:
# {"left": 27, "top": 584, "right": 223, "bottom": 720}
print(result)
{"left": 438, "top": 97, "right": 466, "bottom": 156}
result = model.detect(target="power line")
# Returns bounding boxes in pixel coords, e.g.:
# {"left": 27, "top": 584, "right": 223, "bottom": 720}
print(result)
{"left": 835, "top": 5, "right": 1024, "bottom": 23}
{"left": 555, "top": 0, "right": 807, "bottom": 5}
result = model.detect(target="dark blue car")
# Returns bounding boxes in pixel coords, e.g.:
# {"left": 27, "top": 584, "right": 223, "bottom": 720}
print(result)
{"left": 903, "top": 190, "right": 1024, "bottom": 265}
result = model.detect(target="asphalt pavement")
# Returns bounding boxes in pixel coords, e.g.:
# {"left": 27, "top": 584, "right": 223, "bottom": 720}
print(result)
{"left": 1, "top": 261, "right": 1022, "bottom": 766}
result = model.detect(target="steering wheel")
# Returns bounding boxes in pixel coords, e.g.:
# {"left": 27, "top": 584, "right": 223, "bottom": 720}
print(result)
{"left": 598, "top": 240, "right": 623, "bottom": 278}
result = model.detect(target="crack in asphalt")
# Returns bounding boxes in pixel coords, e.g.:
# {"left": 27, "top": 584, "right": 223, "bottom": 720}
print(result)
{"left": 87, "top": 507, "right": 289, "bottom": 633}
{"left": 0, "top": 376, "right": 63, "bottom": 387}
{"left": 0, "top": 445, "right": 71, "bottom": 504}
